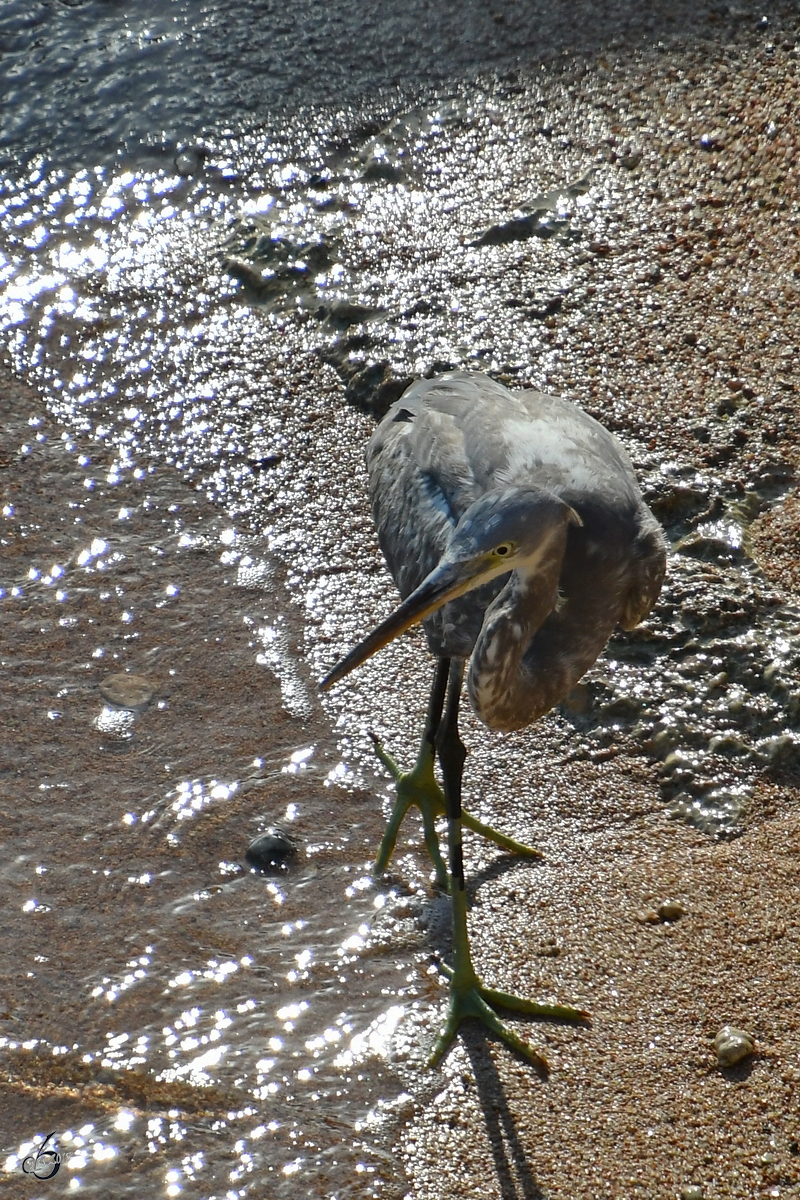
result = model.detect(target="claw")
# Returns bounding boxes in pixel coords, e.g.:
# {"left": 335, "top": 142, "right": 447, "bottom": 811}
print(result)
{"left": 430, "top": 962, "right": 588, "bottom": 1070}
{"left": 370, "top": 735, "right": 449, "bottom": 888}
{"left": 369, "top": 735, "right": 544, "bottom": 886}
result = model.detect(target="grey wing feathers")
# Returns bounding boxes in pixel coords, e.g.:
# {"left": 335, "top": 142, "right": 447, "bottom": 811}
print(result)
{"left": 366, "top": 371, "right": 666, "bottom": 643}
{"left": 366, "top": 375, "right": 502, "bottom": 656}
{"left": 366, "top": 400, "right": 456, "bottom": 604}
{"left": 619, "top": 513, "right": 667, "bottom": 630}
{"left": 366, "top": 374, "right": 491, "bottom": 600}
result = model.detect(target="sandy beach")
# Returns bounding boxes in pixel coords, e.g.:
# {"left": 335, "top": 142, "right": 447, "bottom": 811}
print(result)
{"left": 2, "top": 2, "right": 800, "bottom": 1197}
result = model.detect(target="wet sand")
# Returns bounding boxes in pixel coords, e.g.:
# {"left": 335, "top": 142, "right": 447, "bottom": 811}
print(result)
{"left": 404, "top": 792, "right": 800, "bottom": 1198}
{"left": 0, "top": 365, "right": 414, "bottom": 1196}
{"left": 3, "top": 2, "right": 800, "bottom": 1199}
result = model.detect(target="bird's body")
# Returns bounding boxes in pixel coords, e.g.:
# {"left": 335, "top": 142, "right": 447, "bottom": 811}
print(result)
{"left": 367, "top": 372, "right": 665, "bottom": 730}
{"left": 322, "top": 370, "right": 666, "bottom": 1067}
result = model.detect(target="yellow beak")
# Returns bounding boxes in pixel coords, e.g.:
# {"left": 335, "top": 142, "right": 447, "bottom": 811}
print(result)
{"left": 319, "top": 557, "right": 487, "bottom": 691}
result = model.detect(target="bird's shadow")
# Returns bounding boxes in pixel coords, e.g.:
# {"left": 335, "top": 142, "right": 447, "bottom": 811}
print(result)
{"left": 412, "top": 849, "right": 587, "bottom": 1198}
{"left": 464, "top": 849, "right": 544, "bottom": 901}
{"left": 460, "top": 1028, "right": 549, "bottom": 1200}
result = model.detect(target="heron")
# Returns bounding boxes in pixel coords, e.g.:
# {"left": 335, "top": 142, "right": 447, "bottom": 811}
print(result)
{"left": 321, "top": 371, "right": 666, "bottom": 1066}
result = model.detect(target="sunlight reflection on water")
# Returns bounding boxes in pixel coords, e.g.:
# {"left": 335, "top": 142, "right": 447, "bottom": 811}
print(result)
{"left": 3, "top": 33, "right": 800, "bottom": 1197}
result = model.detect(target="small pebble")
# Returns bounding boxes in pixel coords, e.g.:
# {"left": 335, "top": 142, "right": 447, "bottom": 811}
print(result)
{"left": 175, "top": 146, "right": 205, "bottom": 176}
{"left": 99, "top": 673, "right": 155, "bottom": 710}
{"left": 636, "top": 908, "right": 661, "bottom": 924}
{"left": 681, "top": 1187, "right": 704, "bottom": 1200}
{"left": 535, "top": 939, "right": 562, "bottom": 958}
{"left": 620, "top": 145, "right": 643, "bottom": 170}
{"left": 714, "top": 1025, "right": 755, "bottom": 1066}
{"left": 246, "top": 827, "right": 298, "bottom": 872}
{"left": 657, "top": 899, "right": 686, "bottom": 922}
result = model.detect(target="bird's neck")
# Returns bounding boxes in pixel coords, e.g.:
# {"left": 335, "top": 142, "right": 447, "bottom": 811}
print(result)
{"left": 466, "top": 529, "right": 567, "bottom": 732}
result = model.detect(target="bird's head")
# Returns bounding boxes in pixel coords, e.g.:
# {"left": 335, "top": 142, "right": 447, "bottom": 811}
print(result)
{"left": 319, "top": 486, "right": 580, "bottom": 690}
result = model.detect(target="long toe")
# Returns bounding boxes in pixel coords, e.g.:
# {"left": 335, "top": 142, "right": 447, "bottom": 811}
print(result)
{"left": 460, "top": 809, "right": 545, "bottom": 859}
{"left": 429, "top": 979, "right": 550, "bottom": 1072}
{"left": 430, "top": 966, "right": 589, "bottom": 1070}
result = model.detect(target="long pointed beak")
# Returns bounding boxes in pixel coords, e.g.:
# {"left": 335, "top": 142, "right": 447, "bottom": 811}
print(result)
{"left": 319, "top": 558, "right": 484, "bottom": 691}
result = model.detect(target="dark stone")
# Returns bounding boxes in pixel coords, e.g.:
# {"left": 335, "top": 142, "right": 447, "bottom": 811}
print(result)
{"left": 245, "top": 827, "right": 298, "bottom": 872}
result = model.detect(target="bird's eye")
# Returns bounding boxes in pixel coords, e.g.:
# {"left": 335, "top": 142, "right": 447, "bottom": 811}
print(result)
{"left": 494, "top": 543, "right": 512, "bottom": 557}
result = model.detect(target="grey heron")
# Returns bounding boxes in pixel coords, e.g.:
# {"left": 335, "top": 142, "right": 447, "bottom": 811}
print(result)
{"left": 321, "top": 371, "right": 666, "bottom": 1066}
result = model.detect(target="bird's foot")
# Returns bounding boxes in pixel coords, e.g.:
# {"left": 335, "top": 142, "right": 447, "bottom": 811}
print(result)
{"left": 370, "top": 732, "right": 448, "bottom": 889}
{"left": 369, "top": 733, "right": 543, "bottom": 886}
{"left": 430, "top": 961, "right": 588, "bottom": 1070}
{"left": 460, "top": 810, "right": 544, "bottom": 860}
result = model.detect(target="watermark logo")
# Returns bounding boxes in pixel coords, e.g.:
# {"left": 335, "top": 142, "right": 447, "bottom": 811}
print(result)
{"left": 21, "top": 1132, "right": 61, "bottom": 1180}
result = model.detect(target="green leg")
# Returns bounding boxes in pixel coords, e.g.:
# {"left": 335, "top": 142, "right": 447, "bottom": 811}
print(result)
{"left": 430, "top": 660, "right": 588, "bottom": 1069}
{"left": 372, "top": 730, "right": 449, "bottom": 890}
{"left": 461, "top": 809, "right": 544, "bottom": 861}
{"left": 371, "top": 663, "right": 543, "bottom": 887}
{"left": 372, "top": 659, "right": 449, "bottom": 888}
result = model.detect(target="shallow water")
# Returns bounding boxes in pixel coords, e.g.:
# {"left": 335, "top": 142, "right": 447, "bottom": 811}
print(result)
{"left": 3, "top": 74, "right": 797, "bottom": 824}
{"left": 0, "top": 388, "right": 451, "bottom": 1196}
{"left": 3, "top": 3, "right": 800, "bottom": 1197}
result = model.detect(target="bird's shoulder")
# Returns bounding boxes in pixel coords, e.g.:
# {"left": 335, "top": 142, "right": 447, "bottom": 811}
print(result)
{"left": 370, "top": 372, "right": 640, "bottom": 513}
{"left": 367, "top": 374, "right": 484, "bottom": 519}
